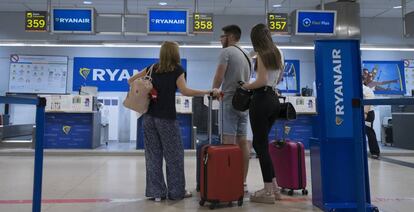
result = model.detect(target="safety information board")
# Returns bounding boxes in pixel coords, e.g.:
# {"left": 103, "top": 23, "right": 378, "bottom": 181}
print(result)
{"left": 8, "top": 55, "right": 68, "bottom": 94}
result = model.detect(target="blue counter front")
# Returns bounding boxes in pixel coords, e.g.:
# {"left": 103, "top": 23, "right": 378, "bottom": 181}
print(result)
{"left": 44, "top": 112, "right": 101, "bottom": 149}
{"left": 136, "top": 113, "right": 193, "bottom": 149}
{"left": 268, "top": 114, "right": 316, "bottom": 149}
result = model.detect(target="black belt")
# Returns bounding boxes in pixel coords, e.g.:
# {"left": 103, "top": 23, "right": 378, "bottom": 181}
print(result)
{"left": 253, "top": 86, "right": 276, "bottom": 94}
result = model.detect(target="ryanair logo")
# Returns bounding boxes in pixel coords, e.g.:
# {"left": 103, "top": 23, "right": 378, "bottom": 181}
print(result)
{"left": 79, "top": 67, "right": 139, "bottom": 82}
{"left": 151, "top": 18, "right": 185, "bottom": 24}
{"left": 335, "top": 117, "right": 344, "bottom": 126}
{"left": 332, "top": 49, "right": 344, "bottom": 126}
{"left": 80, "top": 68, "right": 91, "bottom": 80}
{"left": 62, "top": 125, "right": 71, "bottom": 135}
{"left": 55, "top": 18, "right": 90, "bottom": 24}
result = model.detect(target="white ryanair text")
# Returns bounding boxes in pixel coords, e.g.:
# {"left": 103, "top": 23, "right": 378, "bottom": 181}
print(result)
{"left": 92, "top": 69, "right": 140, "bottom": 81}
{"left": 332, "top": 49, "right": 344, "bottom": 115}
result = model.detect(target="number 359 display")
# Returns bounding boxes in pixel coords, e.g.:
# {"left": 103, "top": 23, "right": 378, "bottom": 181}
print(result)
{"left": 193, "top": 13, "right": 214, "bottom": 33}
{"left": 267, "top": 13, "right": 288, "bottom": 35}
{"left": 25, "top": 11, "right": 47, "bottom": 32}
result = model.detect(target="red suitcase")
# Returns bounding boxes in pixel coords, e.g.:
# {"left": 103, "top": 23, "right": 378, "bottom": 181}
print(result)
{"left": 199, "top": 144, "right": 244, "bottom": 209}
{"left": 268, "top": 140, "right": 308, "bottom": 195}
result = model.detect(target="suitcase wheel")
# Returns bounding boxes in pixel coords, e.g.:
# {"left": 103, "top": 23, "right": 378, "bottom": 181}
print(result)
{"left": 209, "top": 201, "right": 218, "bottom": 210}
{"left": 199, "top": 199, "right": 205, "bottom": 206}
{"left": 227, "top": 202, "right": 234, "bottom": 207}
{"left": 288, "top": 189, "right": 294, "bottom": 196}
{"left": 302, "top": 189, "right": 308, "bottom": 195}
{"left": 237, "top": 197, "right": 243, "bottom": 206}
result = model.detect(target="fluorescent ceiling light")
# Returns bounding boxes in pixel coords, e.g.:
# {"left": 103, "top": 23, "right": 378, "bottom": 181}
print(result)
{"left": 158, "top": 2, "right": 168, "bottom": 6}
{"left": 393, "top": 5, "right": 402, "bottom": 9}
{"left": 1, "top": 42, "right": 414, "bottom": 51}
{"left": 272, "top": 4, "right": 282, "bottom": 8}
{"left": 83, "top": 1, "right": 93, "bottom": 5}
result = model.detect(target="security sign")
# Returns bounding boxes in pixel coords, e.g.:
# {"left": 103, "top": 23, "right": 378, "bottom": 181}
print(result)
{"left": 267, "top": 13, "right": 288, "bottom": 35}
{"left": 25, "top": 11, "right": 47, "bottom": 32}
{"left": 193, "top": 13, "right": 214, "bottom": 33}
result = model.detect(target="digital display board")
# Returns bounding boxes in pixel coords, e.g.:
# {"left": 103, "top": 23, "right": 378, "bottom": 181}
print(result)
{"left": 25, "top": 11, "right": 47, "bottom": 32}
{"left": 193, "top": 13, "right": 214, "bottom": 33}
{"left": 52, "top": 8, "right": 95, "bottom": 33}
{"left": 296, "top": 10, "right": 336, "bottom": 35}
{"left": 267, "top": 13, "right": 288, "bottom": 35}
{"left": 148, "top": 9, "right": 188, "bottom": 34}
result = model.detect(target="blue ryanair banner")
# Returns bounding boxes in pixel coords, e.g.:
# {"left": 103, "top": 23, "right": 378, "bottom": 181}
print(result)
{"left": 52, "top": 8, "right": 94, "bottom": 33}
{"left": 72, "top": 57, "right": 187, "bottom": 92}
{"left": 314, "top": 40, "right": 360, "bottom": 138}
{"left": 148, "top": 9, "right": 188, "bottom": 34}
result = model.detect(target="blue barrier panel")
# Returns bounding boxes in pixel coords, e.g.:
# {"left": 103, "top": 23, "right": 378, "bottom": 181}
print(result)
{"left": 312, "top": 40, "right": 378, "bottom": 212}
{"left": 0, "top": 96, "right": 46, "bottom": 212}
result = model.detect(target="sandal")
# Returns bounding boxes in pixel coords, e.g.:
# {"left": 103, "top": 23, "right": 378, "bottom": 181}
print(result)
{"left": 184, "top": 190, "right": 192, "bottom": 198}
{"left": 250, "top": 189, "right": 275, "bottom": 204}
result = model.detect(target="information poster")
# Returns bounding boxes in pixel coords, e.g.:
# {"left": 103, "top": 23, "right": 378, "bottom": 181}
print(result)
{"left": 277, "top": 60, "right": 300, "bottom": 93}
{"left": 362, "top": 61, "right": 406, "bottom": 95}
{"left": 9, "top": 55, "right": 68, "bottom": 94}
{"left": 404, "top": 59, "right": 414, "bottom": 96}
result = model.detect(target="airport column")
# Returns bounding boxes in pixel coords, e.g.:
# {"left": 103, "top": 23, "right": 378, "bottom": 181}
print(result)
{"left": 310, "top": 40, "right": 378, "bottom": 212}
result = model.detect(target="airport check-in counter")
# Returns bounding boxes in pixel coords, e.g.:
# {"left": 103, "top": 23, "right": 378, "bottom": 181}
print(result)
{"left": 391, "top": 103, "right": 414, "bottom": 150}
{"left": 42, "top": 95, "right": 101, "bottom": 149}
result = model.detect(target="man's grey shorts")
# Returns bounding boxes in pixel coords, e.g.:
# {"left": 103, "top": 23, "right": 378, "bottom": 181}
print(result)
{"left": 221, "top": 100, "right": 248, "bottom": 136}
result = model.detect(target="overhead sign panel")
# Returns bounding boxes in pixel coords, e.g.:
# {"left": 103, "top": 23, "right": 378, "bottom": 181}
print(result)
{"left": 52, "top": 8, "right": 95, "bottom": 33}
{"left": 193, "top": 13, "right": 214, "bottom": 34}
{"left": 148, "top": 9, "right": 188, "bottom": 34}
{"left": 296, "top": 10, "right": 336, "bottom": 35}
{"left": 25, "top": 11, "right": 47, "bottom": 32}
{"left": 267, "top": 13, "right": 288, "bottom": 35}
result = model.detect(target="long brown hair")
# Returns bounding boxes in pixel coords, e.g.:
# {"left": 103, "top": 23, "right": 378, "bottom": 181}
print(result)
{"left": 250, "top": 23, "right": 283, "bottom": 71}
{"left": 158, "top": 41, "right": 181, "bottom": 73}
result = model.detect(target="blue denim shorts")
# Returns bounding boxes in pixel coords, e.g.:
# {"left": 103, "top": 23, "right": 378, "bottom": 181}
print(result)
{"left": 221, "top": 100, "right": 248, "bottom": 136}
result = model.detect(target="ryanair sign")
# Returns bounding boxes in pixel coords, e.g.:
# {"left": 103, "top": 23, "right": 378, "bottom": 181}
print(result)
{"left": 73, "top": 57, "right": 187, "bottom": 92}
{"left": 52, "top": 8, "right": 94, "bottom": 33}
{"left": 314, "top": 40, "right": 361, "bottom": 138}
{"left": 148, "top": 9, "right": 188, "bottom": 34}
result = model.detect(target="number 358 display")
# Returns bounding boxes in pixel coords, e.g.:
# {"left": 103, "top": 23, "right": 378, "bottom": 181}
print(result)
{"left": 25, "top": 11, "right": 47, "bottom": 32}
{"left": 267, "top": 13, "right": 288, "bottom": 34}
{"left": 193, "top": 13, "right": 214, "bottom": 33}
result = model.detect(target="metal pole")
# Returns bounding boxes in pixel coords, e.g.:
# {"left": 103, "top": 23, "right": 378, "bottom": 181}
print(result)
{"left": 194, "top": 0, "right": 199, "bottom": 13}
{"left": 265, "top": 0, "right": 269, "bottom": 23}
{"left": 122, "top": 0, "right": 127, "bottom": 35}
{"left": 321, "top": 0, "right": 325, "bottom": 10}
{"left": 402, "top": 0, "right": 407, "bottom": 37}
{"left": 32, "top": 97, "right": 46, "bottom": 212}
{"left": 47, "top": 0, "right": 51, "bottom": 32}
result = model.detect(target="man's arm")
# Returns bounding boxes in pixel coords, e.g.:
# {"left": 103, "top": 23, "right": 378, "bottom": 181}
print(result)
{"left": 212, "top": 64, "right": 227, "bottom": 89}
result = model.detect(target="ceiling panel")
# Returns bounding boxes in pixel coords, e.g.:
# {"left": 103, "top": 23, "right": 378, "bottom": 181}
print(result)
{"left": 0, "top": 0, "right": 414, "bottom": 17}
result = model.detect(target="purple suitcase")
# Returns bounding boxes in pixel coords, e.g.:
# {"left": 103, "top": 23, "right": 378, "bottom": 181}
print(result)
{"left": 268, "top": 140, "right": 308, "bottom": 195}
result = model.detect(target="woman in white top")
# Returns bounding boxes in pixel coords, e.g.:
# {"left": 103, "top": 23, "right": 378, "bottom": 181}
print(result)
{"left": 242, "top": 23, "right": 284, "bottom": 204}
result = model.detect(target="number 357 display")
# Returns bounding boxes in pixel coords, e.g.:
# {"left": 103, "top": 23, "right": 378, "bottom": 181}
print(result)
{"left": 193, "top": 13, "right": 213, "bottom": 33}
{"left": 25, "top": 11, "right": 47, "bottom": 32}
{"left": 267, "top": 13, "right": 288, "bottom": 35}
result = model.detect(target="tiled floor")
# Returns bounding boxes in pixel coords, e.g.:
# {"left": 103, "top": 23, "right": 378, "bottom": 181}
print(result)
{"left": 1, "top": 155, "right": 414, "bottom": 212}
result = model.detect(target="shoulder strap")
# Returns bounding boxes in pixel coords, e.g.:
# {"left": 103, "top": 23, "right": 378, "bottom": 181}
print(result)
{"left": 232, "top": 45, "right": 252, "bottom": 82}
{"left": 232, "top": 45, "right": 252, "bottom": 71}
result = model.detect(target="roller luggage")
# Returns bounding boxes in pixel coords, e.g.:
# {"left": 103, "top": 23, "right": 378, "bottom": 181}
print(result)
{"left": 199, "top": 144, "right": 244, "bottom": 209}
{"left": 269, "top": 140, "right": 308, "bottom": 195}
{"left": 196, "top": 95, "right": 220, "bottom": 192}
{"left": 197, "top": 95, "right": 244, "bottom": 209}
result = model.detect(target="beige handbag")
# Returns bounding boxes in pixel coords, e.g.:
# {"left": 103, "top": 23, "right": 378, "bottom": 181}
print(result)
{"left": 123, "top": 65, "right": 154, "bottom": 114}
